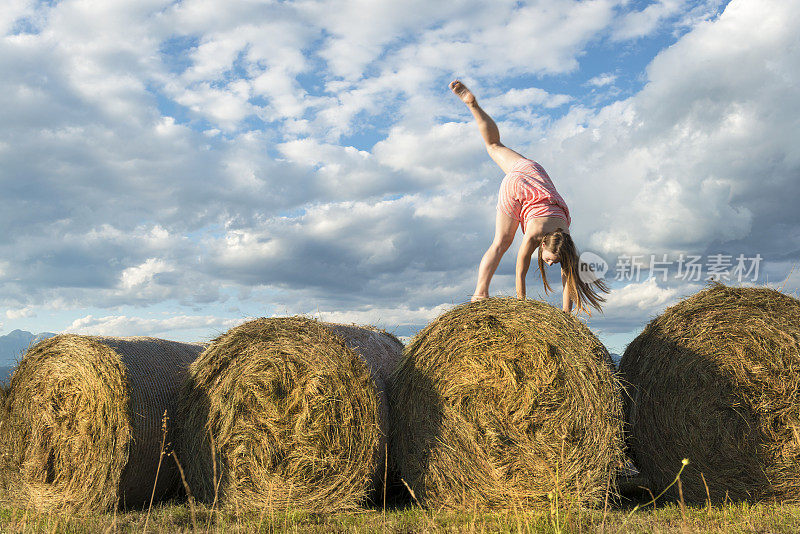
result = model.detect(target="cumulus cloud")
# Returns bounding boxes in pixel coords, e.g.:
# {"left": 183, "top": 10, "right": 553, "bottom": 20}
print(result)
{"left": 587, "top": 73, "right": 616, "bottom": 87}
{"left": 63, "top": 314, "right": 247, "bottom": 337}
{"left": 612, "top": 0, "right": 688, "bottom": 40}
{"left": 201, "top": 190, "right": 494, "bottom": 307}
{"left": 484, "top": 88, "right": 572, "bottom": 113}
{"left": 5, "top": 306, "right": 35, "bottom": 320}
{"left": 119, "top": 257, "right": 174, "bottom": 288}
{"left": 1, "top": 0, "right": 796, "bottom": 350}
{"left": 531, "top": 0, "right": 800, "bottom": 265}
{"left": 1, "top": 0, "right": 34, "bottom": 35}
{"left": 586, "top": 277, "right": 703, "bottom": 333}
{"left": 303, "top": 302, "right": 453, "bottom": 335}
{"left": 611, "top": 0, "right": 726, "bottom": 41}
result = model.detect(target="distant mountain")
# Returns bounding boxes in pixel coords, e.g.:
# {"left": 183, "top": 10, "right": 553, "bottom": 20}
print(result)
{"left": 610, "top": 352, "right": 622, "bottom": 368}
{"left": 0, "top": 329, "right": 57, "bottom": 366}
{"left": 0, "top": 365, "right": 11, "bottom": 384}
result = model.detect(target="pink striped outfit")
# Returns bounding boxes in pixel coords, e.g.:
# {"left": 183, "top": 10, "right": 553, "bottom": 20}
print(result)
{"left": 496, "top": 158, "right": 571, "bottom": 233}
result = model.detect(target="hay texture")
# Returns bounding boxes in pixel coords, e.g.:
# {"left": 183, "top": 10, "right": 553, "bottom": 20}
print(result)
{"left": 178, "top": 317, "right": 403, "bottom": 512}
{"left": 0, "top": 382, "right": 8, "bottom": 478}
{"left": 620, "top": 282, "right": 800, "bottom": 502}
{"left": 389, "top": 297, "right": 624, "bottom": 509}
{"left": 1, "top": 335, "right": 204, "bottom": 513}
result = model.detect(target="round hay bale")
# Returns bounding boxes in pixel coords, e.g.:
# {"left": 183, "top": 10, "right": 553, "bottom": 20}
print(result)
{"left": 620, "top": 282, "right": 800, "bottom": 502}
{"left": 0, "top": 381, "right": 9, "bottom": 479}
{"left": 178, "top": 317, "right": 403, "bottom": 512}
{"left": 389, "top": 297, "right": 624, "bottom": 509}
{"left": 1, "top": 335, "right": 204, "bottom": 513}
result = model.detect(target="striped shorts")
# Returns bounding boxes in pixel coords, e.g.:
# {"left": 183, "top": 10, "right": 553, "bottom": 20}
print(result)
{"left": 496, "top": 158, "right": 571, "bottom": 233}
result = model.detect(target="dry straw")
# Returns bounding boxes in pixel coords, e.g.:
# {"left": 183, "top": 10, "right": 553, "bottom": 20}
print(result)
{"left": 177, "top": 316, "right": 403, "bottom": 512}
{"left": 389, "top": 297, "right": 624, "bottom": 509}
{"left": 0, "top": 335, "right": 204, "bottom": 513}
{"left": 620, "top": 282, "right": 800, "bottom": 502}
{"left": 0, "top": 381, "right": 8, "bottom": 476}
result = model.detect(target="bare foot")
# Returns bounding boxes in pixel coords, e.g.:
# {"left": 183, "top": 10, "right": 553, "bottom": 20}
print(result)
{"left": 450, "top": 80, "right": 476, "bottom": 106}
{"left": 471, "top": 293, "right": 488, "bottom": 302}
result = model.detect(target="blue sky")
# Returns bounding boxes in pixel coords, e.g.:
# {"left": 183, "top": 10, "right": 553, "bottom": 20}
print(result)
{"left": 1, "top": 0, "right": 799, "bottom": 357}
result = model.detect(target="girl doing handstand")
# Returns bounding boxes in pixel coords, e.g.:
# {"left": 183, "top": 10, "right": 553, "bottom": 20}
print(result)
{"left": 450, "top": 80, "right": 609, "bottom": 314}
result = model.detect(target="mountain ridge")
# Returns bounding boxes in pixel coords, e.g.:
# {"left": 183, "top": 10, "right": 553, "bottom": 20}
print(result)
{"left": 0, "top": 329, "right": 57, "bottom": 365}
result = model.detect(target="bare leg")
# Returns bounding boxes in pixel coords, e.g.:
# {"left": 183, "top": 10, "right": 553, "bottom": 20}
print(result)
{"left": 450, "top": 80, "right": 525, "bottom": 174}
{"left": 473, "top": 210, "right": 519, "bottom": 301}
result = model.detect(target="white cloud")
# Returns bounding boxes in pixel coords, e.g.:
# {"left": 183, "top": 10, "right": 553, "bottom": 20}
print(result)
{"left": 607, "top": 277, "right": 688, "bottom": 310}
{"left": 586, "top": 278, "right": 703, "bottom": 333}
{"left": 63, "top": 314, "right": 246, "bottom": 337}
{"left": 0, "top": 0, "right": 36, "bottom": 36}
{"left": 484, "top": 88, "right": 572, "bottom": 111}
{"left": 393, "top": 0, "right": 622, "bottom": 78}
{"left": 587, "top": 73, "right": 616, "bottom": 87}
{"left": 304, "top": 303, "right": 452, "bottom": 332}
{"left": 613, "top": 0, "right": 688, "bottom": 40}
{"left": 173, "top": 80, "right": 253, "bottom": 130}
{"left": 181, "top": 31, "right": 246, "bottom": 83}
{"left": 531, "top": 0, "right": 800, "bottom": 261}
{"left": 119, "top": 258, "right": 174, "bottom": 289}
{"left": 276, "top": 138, "right": 416, "bottom": 197}
{"left": 1, "top": 0, "right": 797, "bottom": 349}
{"left": 5, "top": 306, "right": 35, "bottom": 320}
{"left": 299, "top": 0, "right": 461, "bottom": 81}
{"left": 0, "top": 0, "right": 629, "bottom": 140}
{"left": 373, "top": 122, "right": 489, "bottom": 185}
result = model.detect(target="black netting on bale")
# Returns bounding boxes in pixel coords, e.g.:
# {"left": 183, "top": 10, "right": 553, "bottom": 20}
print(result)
{"left": 0, "top": 335, "right": 203, "bottom": 513}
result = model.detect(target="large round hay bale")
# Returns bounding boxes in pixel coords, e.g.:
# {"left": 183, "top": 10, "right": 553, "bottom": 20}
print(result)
{"left": 178, "top": 317, "right": 403, "bottom": 512}
{"left": 620, "top": 282, "right": 800, "bottom": 502}
{"left": 389, "top": 297, "right": 624, "bottom": 509}
{"left": 0, "top": 335, "right": 204, "bottom": 513}
{"left": 0, "top": 381, "right": 8, "bottom": 475}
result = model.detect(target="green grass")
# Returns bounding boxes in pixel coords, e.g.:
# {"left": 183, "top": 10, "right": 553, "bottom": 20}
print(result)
{"left": 3, "top": 496, "right": 800, "bottom": 533}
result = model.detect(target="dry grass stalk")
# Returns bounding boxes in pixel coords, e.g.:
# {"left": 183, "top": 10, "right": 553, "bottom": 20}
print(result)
{"left": 143, "top": 410, "right": 169, "bottom": 533}
{"left": 177, "top": 316, "right": 403, "bottom": 512}
{"left": 620, "top": 282, "right": 800, "bottom": 502}
{"left": 170, "top": 450, "right": 198, "bottom": 531}
{"left": 389, "top": 297, "right": 625, "bottom": 510}
{"left": 0, "top": 335, "right": 203, "bottom": 513}
{"left": 0, "top": 380, "right": 10, "bottom": 493}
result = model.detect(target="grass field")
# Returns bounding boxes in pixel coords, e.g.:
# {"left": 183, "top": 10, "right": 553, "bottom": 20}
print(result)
{"left": 3, "top": 490, "right": 800, "bottom": 533}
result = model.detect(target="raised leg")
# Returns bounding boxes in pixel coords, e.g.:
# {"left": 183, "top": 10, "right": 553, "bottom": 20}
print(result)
{"left": 450, "top": 80, "right": 525, "bottom": 174}
{"left": 473, "top": 210, "right": 519, "bottom": 301}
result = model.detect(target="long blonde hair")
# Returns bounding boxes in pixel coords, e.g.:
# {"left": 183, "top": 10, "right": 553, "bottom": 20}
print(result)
{"left": 538, "top": 228, "right": 610, "bottom": 315}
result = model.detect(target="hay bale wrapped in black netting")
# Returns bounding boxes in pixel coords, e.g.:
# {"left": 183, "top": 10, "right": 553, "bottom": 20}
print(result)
{"left": 178, "top": 317, "right": 404, "bottom": 512}
{"left": 0, "top": 335, "right": 204, "bottom": 513}
{"left": 619, "top": 282, "right": 800, "bottom": 503}
{"left": 389, "top": 297, "right": 624, "bottom": 509}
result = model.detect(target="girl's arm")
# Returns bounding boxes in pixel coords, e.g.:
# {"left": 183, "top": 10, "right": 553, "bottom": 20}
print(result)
{"left": 516, "top": 235, "right": 538, "bottom": 298}
{"left": 562, "top": 268, "right": 574, "bottom": 313}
